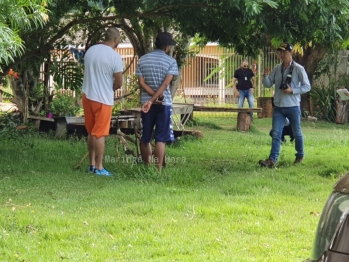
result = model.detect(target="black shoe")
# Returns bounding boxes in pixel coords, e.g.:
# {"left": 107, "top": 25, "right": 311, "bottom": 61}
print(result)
{"left": 293, "top": 157, "right": 303, "bottom": 165}
{"left": 259, "top": 158, "right": 276, "bottom": 168}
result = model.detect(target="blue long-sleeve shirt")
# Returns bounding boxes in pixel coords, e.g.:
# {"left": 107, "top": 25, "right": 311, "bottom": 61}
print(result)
{"left": 263, "top": 61, "right": 311, "bottom": 107}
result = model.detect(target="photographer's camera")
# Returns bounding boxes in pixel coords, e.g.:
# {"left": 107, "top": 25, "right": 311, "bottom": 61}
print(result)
{"left": 280, "top": 74, "right": 292, "bottom": 90}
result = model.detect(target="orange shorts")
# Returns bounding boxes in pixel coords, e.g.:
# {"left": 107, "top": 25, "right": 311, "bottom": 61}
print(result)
{"left": 82, "top": 94, "right": 112, "bottom": 138}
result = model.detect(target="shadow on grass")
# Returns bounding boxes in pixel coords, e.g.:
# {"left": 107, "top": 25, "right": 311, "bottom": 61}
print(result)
{"left": 185, "top": 118, "right": 223, "bottom": 129}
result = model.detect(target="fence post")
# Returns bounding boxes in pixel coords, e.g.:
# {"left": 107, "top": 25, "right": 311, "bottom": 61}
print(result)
{"left": 258, "top": 54, "right": 262, "bottom": 98}
{"left": 218, "top": 57, "right": 226, "bottom": 105}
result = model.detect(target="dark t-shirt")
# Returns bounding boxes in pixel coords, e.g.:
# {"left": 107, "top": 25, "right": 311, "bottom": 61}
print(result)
{"left": 234, "top": 68, "right": 254, "bottom": 90}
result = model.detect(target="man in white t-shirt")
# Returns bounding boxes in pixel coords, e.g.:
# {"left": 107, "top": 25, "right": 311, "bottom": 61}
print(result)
{"left": 82, "top": 27, "right": 123, "bottom": 176}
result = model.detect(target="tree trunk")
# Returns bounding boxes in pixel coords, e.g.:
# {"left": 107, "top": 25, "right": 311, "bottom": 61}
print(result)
{"left": 336, "top": 99, "right": 348, "bottom": 124}
{"left": 257, "top": 97, "right": 273, "bottom": 118}
{"left": 23, "top": 71, "right": 29, "bottom": 123}
{"left": 293, "top": 45, "right": 327, "bottom": 84}
{"left": 170, "top": 71, "right": 182, "bottom": 99}
{"left": 170, "top": 35, "right": 191, "bottom": 99}
{"left": 10, "top": 78, "right": 25, "bottom": 113}
{"left": 122, "top": 19, "right": 153, "bottom": 58}
{"left": 237, "top": 112, "right": 251, "bottom": 131}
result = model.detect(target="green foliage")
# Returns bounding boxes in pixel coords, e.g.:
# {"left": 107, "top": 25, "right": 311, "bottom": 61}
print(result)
{"left": 29, "top": 82, "right": 45, "bottom": 102}
{"left": 1, "top": 117, "right": 349, "bottom": 261}
{"left": 310, "top": 83, "right": 337, "bottom": 122}
{"left": 258, "top": 0, "right": 349, "bottom": 48}
{"left": 0, "top": 112, "right": 24, "bottom": 140}
{"left": 50, "top": 49, "right": 84, "bottom": 91}
{"left": 0, "top": 112, "right": 21, "bottom": 129}
{"left": 49, "top": 92, "right": 80, "bottom": 117}
{"left": 311, "top": 73, "right": 349, "bottom": 122}
{"left": 177, "top": 1, "right": 278, "bottom": 57}
{"left": 313, "top": 51, "right": 335, "bottom": 80}
{"left": 0, "top": 0, "right": 50, "bottom": 65}
{"left": 28, "top": 82, "right": 52, "bottom": 115}
{"left": 112, "top": 74, "right": 141, "bottom": 115}
{"left": 1, "top": 79, "right": 13, "bottom": 99}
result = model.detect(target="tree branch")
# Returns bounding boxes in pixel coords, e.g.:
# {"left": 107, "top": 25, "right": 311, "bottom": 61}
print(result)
{"left": 0, "top": 3, "right": 217, "bottom": 76}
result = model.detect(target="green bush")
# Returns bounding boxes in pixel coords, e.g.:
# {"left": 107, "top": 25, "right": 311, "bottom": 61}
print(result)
{"left": 49, "top": 92, "right": 80, "bottom": 117}
{"left": 310, "top": 84, "right": 337, "bottom": 122}
{"left": 112, "top": 74, "right": 141, "bottom": 115}
{"left": 311, "top": 73, "right": 349, "bottom": 122}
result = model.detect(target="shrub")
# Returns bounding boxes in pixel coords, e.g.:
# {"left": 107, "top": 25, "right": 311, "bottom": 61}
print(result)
{"left": 310, "top": 84, "right": 337, "bottom": 122}
{"left": 310, "top": 73, "right": 349, "bottom": 122}
{"left": 112, "top": 74, "right": 141, "bottom": 115}
{"left": 50, "top": 92, "right": 80, "bottom": 117}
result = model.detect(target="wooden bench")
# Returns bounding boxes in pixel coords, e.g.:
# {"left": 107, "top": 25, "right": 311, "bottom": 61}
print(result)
{"left": 28, "top": 115, "right": 68, "bottom": 137}
{"left": 192, "top": 106, "right": 263, "bottom": 131}
{"left": 28, "top": 115, "right": 138, "bottom": 138}
{"left": 27, "top": 115, "right": 55, "bottom": 131}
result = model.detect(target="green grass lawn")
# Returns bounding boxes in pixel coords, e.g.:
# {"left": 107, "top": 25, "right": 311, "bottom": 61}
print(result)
{"left": 1, "top": 116, "right": 349, "bottom": 262}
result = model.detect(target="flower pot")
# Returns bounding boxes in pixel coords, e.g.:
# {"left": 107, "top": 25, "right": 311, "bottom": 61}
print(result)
{"left": 47, "top": 112, "right": 53, "bottom": 119}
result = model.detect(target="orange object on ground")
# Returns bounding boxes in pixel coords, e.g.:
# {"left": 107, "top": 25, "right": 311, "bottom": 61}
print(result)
{"left": 82, "top": 93, "right": 112, "bottom": 138}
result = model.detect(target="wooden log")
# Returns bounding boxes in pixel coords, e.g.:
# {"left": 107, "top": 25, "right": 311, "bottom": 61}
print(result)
{"left": 193, "top": 106, "right": 262, "bottom": 113}
{"left": 237, "top": 112, "right": 251, "bottom": 132}
{"left": 336, "top": 100, "right": 348, "bottom": 124}
{"left": 181, "top": 130, "right": 203, "bottom": 138}
{"left": 28, "top": 115, "right": 54, "bottom": 122}
{"left": 75, "top": 152, "right": 89, "bottom": 169}
{"left": 16, "top": 125, "right": 28, "bottom": 131}
{"left": 257, "top": 97, "right": 273, "bottom": 118}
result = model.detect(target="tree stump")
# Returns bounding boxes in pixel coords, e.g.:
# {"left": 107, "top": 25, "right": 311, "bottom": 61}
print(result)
{"left": 55, "top": 117, "right": 67, "bottom": 138}
{"left": 336, "top": 99, "right": 348, "bottom": 124}
{"left": 257, "top": 97, "right": 273, "bottom": 118}
{"left": 237, "top": 112, "right": 251, "bottom": 132}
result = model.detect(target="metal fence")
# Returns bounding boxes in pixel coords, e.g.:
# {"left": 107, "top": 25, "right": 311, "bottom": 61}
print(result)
{"left": 45, "top": 46, "right": 349, "bottom": 110}
{"left": 115, "top": 45, "right": 281, "bottom": 107}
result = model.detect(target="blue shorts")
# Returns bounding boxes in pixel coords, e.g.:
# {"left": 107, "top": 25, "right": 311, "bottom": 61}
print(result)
{"left": 141, "top": 105, "right": 174, "bottom": 143}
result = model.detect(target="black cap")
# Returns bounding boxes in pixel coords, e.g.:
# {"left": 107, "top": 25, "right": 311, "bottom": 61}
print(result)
{"left": 277, "top": 42, "right": 293, "bottom": 51}
{"left": 156, "top": 32, "right": 176, "bottom": 47}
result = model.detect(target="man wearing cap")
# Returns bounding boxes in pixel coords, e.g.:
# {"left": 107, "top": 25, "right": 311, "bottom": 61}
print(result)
{"left": 259, "top": 42, "right": 311, "bottom": 167}
{"left": 136, "top": 32, "right": 179, "bottom": 169}
{"left": 232, "top": 59, "right": 256, "bottom": 120}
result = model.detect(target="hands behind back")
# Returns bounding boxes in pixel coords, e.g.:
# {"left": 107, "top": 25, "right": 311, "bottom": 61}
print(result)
{"left": 142, "top": 94, "right": 165, "bottom": 113}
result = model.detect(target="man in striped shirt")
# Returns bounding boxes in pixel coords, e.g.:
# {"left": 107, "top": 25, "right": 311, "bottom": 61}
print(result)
{"left": 135, "top": 32, "right": 179, "bottom": 169}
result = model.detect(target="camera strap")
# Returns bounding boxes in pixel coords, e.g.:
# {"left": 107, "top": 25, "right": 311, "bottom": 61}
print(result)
{"left": 281, "top": 61, "right": 294, "bottom": 84}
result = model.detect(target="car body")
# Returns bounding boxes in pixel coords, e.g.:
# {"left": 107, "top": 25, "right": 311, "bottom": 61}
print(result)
{"left": 307, "top": 172, "right": 349, "bottom": 261}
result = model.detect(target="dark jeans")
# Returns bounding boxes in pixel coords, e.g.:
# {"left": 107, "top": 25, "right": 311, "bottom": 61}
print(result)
{"left": 269, "top": 106, "right": 304, "bottom": 162}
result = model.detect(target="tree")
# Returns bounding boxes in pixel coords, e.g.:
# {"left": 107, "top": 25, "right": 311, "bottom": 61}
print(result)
{"left": 0, "top": 0, "right": 49, "bottom": 66}
{"left": 0, "top": 0, "right": 278, "bottom": 100}
{"left": 177, "top": 0, "right": 349, "bottom": 83}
